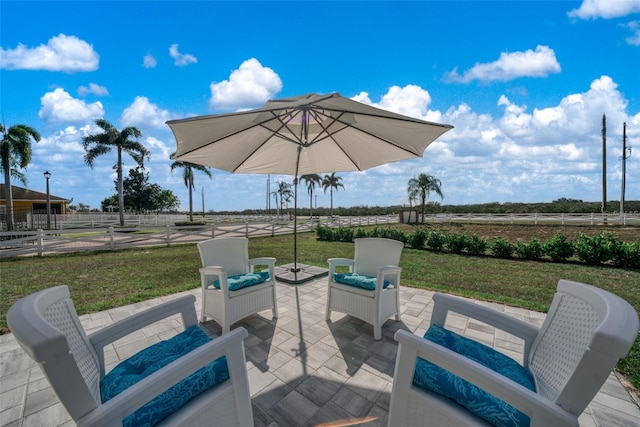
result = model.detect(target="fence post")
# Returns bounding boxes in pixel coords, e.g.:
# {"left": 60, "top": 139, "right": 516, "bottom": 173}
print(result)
{"left": 37, "top": 229, "right": 44, "bottom": 257}
{"left": 166, "top": 224, "right": 171, "bottom": 246}
{"left": 109, "top": 227, "right": 115, "bottom": 250}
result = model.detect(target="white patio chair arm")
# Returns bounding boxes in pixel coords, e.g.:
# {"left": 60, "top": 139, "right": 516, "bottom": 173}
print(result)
{"left": 89, "top": 295, "right": 198, "bottom": 356}
{"left": 394, "top": 330, "right": 578, "bottom": 427}
{"left": 249, "top": 257, "right": 276, "bottom": 267}
{"left": 328, "top": 258, "right": 354, "bottom": 275}
{"left": 79, "top": 327, "right": 250, "bottom": 427}
{"left": 377, "top": 265, "right": 402, "bottom": 287}
{"left": 431, "top": 293, "right": 539, "bottom": 346}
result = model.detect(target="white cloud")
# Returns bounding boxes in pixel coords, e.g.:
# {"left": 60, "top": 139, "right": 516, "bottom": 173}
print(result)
{"left": 39, "top": 88, "right": 104, "bottom": 124}
{"left": 568, "top": 0, "right": 640, "bottom": 19}
{"left": 622, "top": 20, "right": 640, "bottom": 45}
{"left": 209, "top": 58, "right": 283, "bottom": 111}
{"left": 77, "top": 83, "right": 109, "bottom": 97}
{"left": 121, "top": 96, "right": 174, "bottom": 129}
{"left": 169, "top": 44, "right": 197, "bottom": 66}
{"left": 143, "top": 53, "right": 157, "bottom": 68}
{"left": 0, "top": 34, "right": 99, "bottom": 72}
{"left": 445, "top": 45, "right": 561, "bottom": 83}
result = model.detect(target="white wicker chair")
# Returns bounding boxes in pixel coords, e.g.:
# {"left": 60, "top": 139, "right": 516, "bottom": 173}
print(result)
{"left": 198, "top": 237, "right": 278, "bottom": 333}
{"left": 326, "top": 237, "right": 404, "bottom": 340}
{"left": 7, "top": 285, "right": 254, "bottom": 427}
{"left": 388, "top": 279, "right": 640, "bottom": 427}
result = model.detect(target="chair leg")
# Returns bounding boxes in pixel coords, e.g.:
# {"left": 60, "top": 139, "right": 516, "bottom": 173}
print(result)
{"left": 374, "top": 325, "right": 382, "bottom": 341}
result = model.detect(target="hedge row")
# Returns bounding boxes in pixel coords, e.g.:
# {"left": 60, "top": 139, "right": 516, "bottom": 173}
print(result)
{"left": 315, "top": 225, "right": 640, "bottom": 269}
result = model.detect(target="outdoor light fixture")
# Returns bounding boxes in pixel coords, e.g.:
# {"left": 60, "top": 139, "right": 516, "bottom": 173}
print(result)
{"left": 44, "top": 171, "right": 51, "bottom": 230}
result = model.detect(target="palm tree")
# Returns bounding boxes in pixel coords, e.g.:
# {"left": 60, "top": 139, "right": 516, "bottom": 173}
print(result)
{"left": 274, "top": 181, "right": 293, "bottom": 216}
{"left": 322, "top": 172, "right": 344, "bottom": 217}
{"left": 1, "top": 124, "right": 41, "bottom": 230}
{"left": 407, "top": 181, "right": 419, "bottom": 223}
{"left": 407, "top": 173, "right": 443, "bottom": 223}
{"left": 296, "top": 174, "right": 322, "bottom": 217}
{"left": 170, "top": 155, "right": 212, "bottom": 221}
{"left": 82, "top": 119, "right": 149, "bottom": 226}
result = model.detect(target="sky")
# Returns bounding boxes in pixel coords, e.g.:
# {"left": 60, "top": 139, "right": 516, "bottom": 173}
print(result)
{"left": 1, "top": 0, "right": 639, "bottom": 212}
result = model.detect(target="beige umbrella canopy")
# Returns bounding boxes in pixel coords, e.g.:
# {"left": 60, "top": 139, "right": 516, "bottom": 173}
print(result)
{"left": 168, "top": 92, "right": 453, "bottom": 280}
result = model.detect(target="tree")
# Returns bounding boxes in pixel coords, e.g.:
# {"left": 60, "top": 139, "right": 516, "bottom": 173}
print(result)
{"left": 296, "top": 174, "right": 322, "bottom": 217}
{"left": 82, "top": 119, "right": 149, "bottom": 226}
{"left": 170, "top": 156, "right": 212, "bottom": 221}
{"left": 272, "top": 181, "right": 293, "bottom": 217}
{"left": 1, "top": 124, "right": 41, "bottom": 230}
{"left": 101, "top": 167, "right": 180, "bottom": 213}
{"left": 407, "top": 173, "right": 443, "bottom": 223}
{"left": 407, "top": 182, "right": 419, "bottom": 211}
{"left": 322, "top": 173, "right": 344, "bottom": 216}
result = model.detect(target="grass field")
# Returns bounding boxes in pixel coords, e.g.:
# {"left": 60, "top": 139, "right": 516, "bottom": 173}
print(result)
{"left": 1, "top": 223, "right": 638, "bottom": 398}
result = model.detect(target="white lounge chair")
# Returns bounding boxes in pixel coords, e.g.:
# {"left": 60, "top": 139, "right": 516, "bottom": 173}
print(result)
{"left": 7, "top": 285, "right": 254, "bottom": 427}
{"left": 326, "top": 237, "right": 404, "bottom": 340}
{"left": 388, "top": 279, "right": 639, "bottom": 427}
{"left": 198, "top": 237, "right": 278, "bottom": 333}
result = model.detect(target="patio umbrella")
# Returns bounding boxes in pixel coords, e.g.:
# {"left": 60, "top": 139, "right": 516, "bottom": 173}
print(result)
{"left": 167, "top": 92, "right": 453, "bottom": 281}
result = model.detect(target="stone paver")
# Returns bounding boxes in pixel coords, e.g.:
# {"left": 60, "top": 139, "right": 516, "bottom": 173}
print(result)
{"left": 1, "top": 280, "right": 638, "bottom": 427}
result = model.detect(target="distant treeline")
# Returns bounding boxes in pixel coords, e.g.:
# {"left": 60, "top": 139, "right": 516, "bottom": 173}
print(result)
{"left": 213, "top": 199, "right": 640, "bottom": 217}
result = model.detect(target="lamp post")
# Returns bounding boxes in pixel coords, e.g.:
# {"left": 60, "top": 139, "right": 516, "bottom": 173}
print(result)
{"left": 44, "top": 171, "right": 51, "bottom": 230}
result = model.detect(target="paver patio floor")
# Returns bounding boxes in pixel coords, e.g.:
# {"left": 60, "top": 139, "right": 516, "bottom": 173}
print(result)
{"left": 1, "top": 279, "right": 639, "bottom": 426}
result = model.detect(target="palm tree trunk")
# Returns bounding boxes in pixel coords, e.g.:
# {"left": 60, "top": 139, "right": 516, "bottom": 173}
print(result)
{"left": 188, "top": 182, "right": 194, "bottom": 222}
{"left": 3, "top": 168, "right": 14, "bottom": 230}
{"left": 117, "top": 148, "right": 125, "bottom": 227}
{"left": 330, "top": 188, "right": 334, "bottom": 216}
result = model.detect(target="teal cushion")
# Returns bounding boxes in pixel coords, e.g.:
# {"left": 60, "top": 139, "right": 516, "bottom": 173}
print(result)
{"left": 101, "top": 325, "right": 229, "bottom": 427}
{"left": 213, "top": 271, "right": 270, "bottom": 291}
{"left": 333, "top": 272, "right": 390, "bottom": 290}
{"left": 413, "top": 324, "right": 535, "bottom": 427}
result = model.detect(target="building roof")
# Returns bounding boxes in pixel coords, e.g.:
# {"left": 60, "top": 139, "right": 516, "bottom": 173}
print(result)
{"left": 0, "top": 184, "right": 71, "bottom": 203}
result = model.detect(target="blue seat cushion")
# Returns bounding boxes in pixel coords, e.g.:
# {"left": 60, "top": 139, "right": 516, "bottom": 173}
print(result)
{"left": 333, "top": 272, "right": 390, "bottom": 290}
{"left": 101, "top": 325, "right": 229, "bottom": 427}
{"left": 213, "top": 271, "right": 270, "bottom": 291}
{"left": 413, "top": 324, "right": 536, "bottom": 427}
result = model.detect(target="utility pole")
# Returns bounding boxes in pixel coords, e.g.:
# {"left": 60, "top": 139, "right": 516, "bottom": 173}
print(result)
{"left": 202, "top": 187, "right": 205, "bottom": 217}
{"left": 602, "top": 114, "right": 607, "bottom": 224}
{"left": 620, "top": 122, "right": 631, "bottom": 226}
{"left": 266, "top": 174, "right": 271, "bottom": 213}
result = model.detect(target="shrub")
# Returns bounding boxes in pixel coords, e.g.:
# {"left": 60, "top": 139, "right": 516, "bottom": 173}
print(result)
{"left": 354, "top": 228, "right": 369, "bottom": 239}
{"left": 489, "top": 237, "right": 515, "bottom": 258}
{"left": 407, "top": 228, "right": 428, "bottom": 250}
{"left": 444, "top": 233, "right": 467, "bottom": 254}
{"left": 315, "top": 224, "right": 334, "bottom": 241}
{"left": 466, "top": 234, "right": 488, "bottom": 256}
{"left": 335, "top": 227, "right": 355, "bottom": 242}
{"left": 543, "top": 233, "right": 574, "bottom": 262}
{"left": 610, "top": 240, "right": 640, "bottom": 269}
{"left": 515, "top": 237, "right": 544, "bottom": 260}
{"left": 426, "top": 230, "right": 446, "bottom": 251}
{"left": 574, "top": 232, "right": 615, "bottom": 265}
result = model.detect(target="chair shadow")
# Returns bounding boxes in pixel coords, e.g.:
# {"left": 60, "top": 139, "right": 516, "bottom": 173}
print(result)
{"left": 326, "top": 315, "right": 412, "bottom": 377}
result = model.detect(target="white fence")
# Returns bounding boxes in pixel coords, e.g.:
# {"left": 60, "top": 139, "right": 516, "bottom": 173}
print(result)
{"left": 0, "top": 215, "right": 399, "bottom": 258}
{"left": 417, "top": 212, "right": 640, "bottom": 226}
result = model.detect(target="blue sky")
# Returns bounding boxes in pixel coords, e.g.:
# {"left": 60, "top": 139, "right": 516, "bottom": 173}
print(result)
{"left": 1, "top": 0, "right": 639, "bottom": 212}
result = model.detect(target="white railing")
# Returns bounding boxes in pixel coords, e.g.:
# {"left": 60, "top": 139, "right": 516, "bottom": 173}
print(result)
{"left": 414, "top": 212, "right": 640, "bottom": 226}
{"left": 0, "top": 215, "right": 399, "bottom": 258}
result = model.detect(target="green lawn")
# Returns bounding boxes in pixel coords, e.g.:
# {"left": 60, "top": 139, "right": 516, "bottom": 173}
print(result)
{"left": 1, "top": 231, "right": 638, "bottom": 395}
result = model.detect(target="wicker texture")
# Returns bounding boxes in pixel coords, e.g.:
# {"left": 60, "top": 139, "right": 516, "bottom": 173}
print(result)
{"left": 43, "top": 299, "right": 101, "bottom": 403}
{"left": 530, "top": 294, "right": 600, "bottom": 401}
